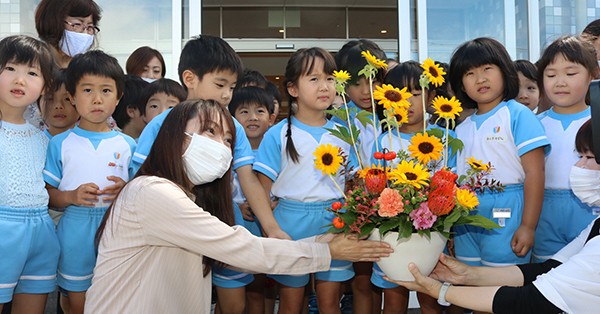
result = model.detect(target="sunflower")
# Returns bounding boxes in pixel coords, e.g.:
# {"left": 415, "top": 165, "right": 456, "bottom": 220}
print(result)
{"left": 373, "top": 84, "right": 412, "bottom": 110}
{"left": 456, "top": 188, "right": 479, "bottom": 209}
{"left": 361, "top": 50, "right": 388, "bottom": 69}
{"left": 333, "top": 70, "right": 351, "bottom": 84}
{"left": 385, "top": 105, "right": 409, "bottom": 125}
{"left": 357, "top": 164, "right": 386, "bottom": 179}
{"left": 432, "top": 96, "right": 463, "bottom": 120}
{"left": 421, "top": 58, "right": 446, "bottom": 87}
{"left": 314, "top": 144, "right": 343, "bottom": 175}
{"left": 466, "top": 157, "right": 490, "bottom": 172}
{"left": 408, "top": 132, "right": 443, "bottom": 164}
{"left": 388, "top": 160, "right": 430, "bottom": 189}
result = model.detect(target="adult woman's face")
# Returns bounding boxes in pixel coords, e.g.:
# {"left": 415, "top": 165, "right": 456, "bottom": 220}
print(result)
{"left": 64, "top": 15, "right": 98, "bottom": 35}
{"left": 183, "top": 116, "right": 233, "bottom": 152}
{"left": 575, "top": 150, "right": 600, "bottom": 170}
{"left": 140, "top": 57, "right": 164, "bottom": 80}
{"left": 580, "top": 32, "right": 600, "bottom": 60}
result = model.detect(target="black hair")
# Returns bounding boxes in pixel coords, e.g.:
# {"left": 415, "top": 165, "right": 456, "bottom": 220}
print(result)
{"left": 0, "top": 35, "right": 56, "bottom": 96}
{"left": 228, "top": 86, "right": 275, "bottom": 116}
{"left": 536, "top": 36, "right": 599, "bottom": 96}
{"left": 139, "top": 78, "right": 187, "bottom": 116}
{"left": 112, "top": 75, "right": 149, "bottom": 129}
{"left": 335, "top": 39, "right": 386, "bottom": 85}
{"left": 41, "top": 68, "right": 68, "bottom": 106}
{"left": 514, "top": 59, "right": 537, "bottom": 82}
{"left": 236, "top": 68, "right": 269, "bottom": 89}
{"left": 283, "top": 47, "right": 337, "bottom": 163}
{"left": 583, "top": 19, "right": 600, "bottom": 37}
{"left": 575, "top": 119, "right": 594, "bottom": 154}
{"left": 449, "top": 37, "right": 519, "bottom": 109}
{"left": 177, "top": 35, "right": 244, "bottom": 90}
{"left": 65, "top": 50, "right": 125, "bottom": 98}
{"left": 265, "top": 81, "right": 282, "bottom": 106}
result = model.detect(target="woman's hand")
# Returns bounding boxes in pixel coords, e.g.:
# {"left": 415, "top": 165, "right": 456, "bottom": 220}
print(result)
{"left": 327, "top": 234, "right": 393, "bottom": 262}
{"left": 384, "top": 263, "right": 443, "bottom": 298}
{"left": 430, "top": 253, "right": 472, "bottom": 285}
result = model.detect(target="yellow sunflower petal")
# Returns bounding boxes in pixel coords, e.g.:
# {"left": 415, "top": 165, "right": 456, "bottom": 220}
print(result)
{"left": 373, "top": 84, "right": 412, "bottom": 110}
{"left": 408, "top": 132, "right": 444, "bottom": 164}
{"left": 421, "top": 58, "right": 446, "bottom": 87}
{"left": 361, "top": 50, "right": 388, "bottom": 69}
{"left": 388, "top": 160, "right": 430, "bottom": 189}
{"left": 314, "top": 144, "right": 343, "bottom": 175}
{"left": 388, "top": 105, "right": 408, "bottom": 125}
{"left": 333, "top": 70, "right": 351, "bottom": 83}
{"left": 432, "top": 96, "right": 463, "bottom": 120}
{"left": 456, "top": 188, "right": 479, "bottom": 209}
{"left": 466, "top": 157, "right": 490, "bottom": 172}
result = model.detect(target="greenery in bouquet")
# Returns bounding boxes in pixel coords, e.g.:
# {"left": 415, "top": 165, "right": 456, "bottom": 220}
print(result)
{"left": 316, "top": 53, "right": 502, "bottom": 240}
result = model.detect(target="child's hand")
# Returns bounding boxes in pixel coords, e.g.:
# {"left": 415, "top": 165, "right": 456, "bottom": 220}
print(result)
{"left": 101, "top": 176, "right": 126, "bottom": 202}
{"left": 238, "top": 202, "right": 255, "bottom": 221}
{"left": 70, "top": 183, "right": 101, "bottom": 206}
{"left": 270, "top": 199, "right": 279, "bottom": 210}
{"left": 511, "top": 225, "right": 535, "bottom": 256}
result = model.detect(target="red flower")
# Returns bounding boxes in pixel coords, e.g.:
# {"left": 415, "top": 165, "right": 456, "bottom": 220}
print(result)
{"left": 365, "top": 168, "right": 387, "bottom": 195}
{"left": 333, "top": 217, "right": 345, "bottom": 229}
{"left": 428, "top": 171, "right": 457, "bottom": 216}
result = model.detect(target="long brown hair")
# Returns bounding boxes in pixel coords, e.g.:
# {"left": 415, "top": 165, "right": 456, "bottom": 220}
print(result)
{"left": 96, "top": 99, "right": 236, "bottom": 276}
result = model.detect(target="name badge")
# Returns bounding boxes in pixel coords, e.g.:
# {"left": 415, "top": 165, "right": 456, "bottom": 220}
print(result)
{"left": 492, "top": 208, "right": 511, "bottom": 219}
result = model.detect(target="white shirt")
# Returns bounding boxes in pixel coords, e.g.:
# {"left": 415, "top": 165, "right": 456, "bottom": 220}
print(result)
{"left": 85, "top": 176, "right": 331, "bottom": 313}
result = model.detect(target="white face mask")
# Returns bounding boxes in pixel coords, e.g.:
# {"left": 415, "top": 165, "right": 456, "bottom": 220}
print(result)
{"left": 59, "top": 30, "right": 94, "bottom": 57}
{"left": 182, "top": 132, "right": 232, "bottom": 186}
{"left": 569, "top": 165, "right": 600, "bottom": 207}
{"left": 141, "top": 77, "right": 158, "bottom": 83}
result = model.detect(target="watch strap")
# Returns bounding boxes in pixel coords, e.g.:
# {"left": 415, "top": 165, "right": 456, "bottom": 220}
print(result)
{"left": 437, "top": 281, "right": 451, "bottom": 306}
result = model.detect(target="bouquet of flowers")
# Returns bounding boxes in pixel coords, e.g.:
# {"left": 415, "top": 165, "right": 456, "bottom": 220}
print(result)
{"left": 316, "top": 53, "right": 502, "bottom": 240}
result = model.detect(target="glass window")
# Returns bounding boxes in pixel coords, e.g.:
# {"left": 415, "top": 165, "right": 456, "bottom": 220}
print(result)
{"left": 285, "top": 7, "right": 345, "bottom": 38}
{"left": 348, "top": 8, "right": 398, "bottom": 39}
{"left": 515, "top": 0, "right": 529, "bottom": 59}
{"left": 202, "top": 7, "right": 220, "bottom": 37}
{"left": 222, "top": 7, "right": 284, "bottom": 38}
{"left": 426, "top": 0, "right": 506, "bottom": 62}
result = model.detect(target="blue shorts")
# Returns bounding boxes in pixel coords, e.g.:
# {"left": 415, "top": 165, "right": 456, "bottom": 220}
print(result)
{"left": 453, "top": 185, "right": 531, "bottom": 266}
{"left": 233, "top": 202, "right": 263, "bottom": 236}
{"left": 533, "top": 189, "right": 597, "bottom": 262}
{"left": 56, "top": 205, "right": 106, "bottom": 292}
{"left": 212, "top": 266, "right": 254, "bottom": 288}
{"left": 267, "top": 199, "right": 354, "bottom": 288}
{"left": 0, "top": 206, "right": 60, "bottom": 303}
{"left": 370, "top": 264, "right": 397, "bottom": 289}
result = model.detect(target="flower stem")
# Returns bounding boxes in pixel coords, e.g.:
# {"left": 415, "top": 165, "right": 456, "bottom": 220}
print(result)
{"left": 444, "top": 121, "right": 449, "bottom": 169}
{"left": 328, "top": 173, "right": 346, "bottom": 197}
{"left": 342, "top": 94, "right": 363, "bottom": 169}
{"left": 369, "top": 76, "right": 379, "bottom": 153}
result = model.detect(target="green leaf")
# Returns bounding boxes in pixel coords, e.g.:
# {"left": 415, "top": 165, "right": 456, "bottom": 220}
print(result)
{"left": 356, "top": 110, "right": 374, "bottom": 128}
{"left": 443, "top": 210, "right": 462, "bottom": 230}
{"left": 325, "top": 108, "right": 349, "bottom": 122}
{"left": 359, "top": 223, "right": 376, "bottom": 238}
{"left": 454, "top": 215, "right": 500, "bottom": 229}
{"left": 379, "top": 219, "right": 401, "bottom": 235}
{"left": 447, "top": 136, "right": 464, "bottom": 156}
{"left": 427, "top": 128, "right": 444, "bottom": 139}
{"left": 398, "top": 219, "right": 413, "bottom": 238}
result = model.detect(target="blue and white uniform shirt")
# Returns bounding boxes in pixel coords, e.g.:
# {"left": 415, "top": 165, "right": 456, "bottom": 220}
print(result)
{"left": 455, "top": 99, "right": 550, "bottom": 185}
{"left": 538, "top": 107, "right": 590, "bottom": 189}
{"left": 254, "top": 117, "right": 358, "bottom": 202}
{"left": 332, "top": 101, "right": 377, "bottom": 169}
{"left": 133, "top": 108, "right": 254, "bottom": 174}
{"left": 44, "top": 126, "right": 137, "bottom": 208}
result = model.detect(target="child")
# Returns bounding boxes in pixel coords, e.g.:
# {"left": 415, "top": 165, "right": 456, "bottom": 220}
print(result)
{"left": 111, "top": 75, "right": 149, "bottom": 139}
{"left": 40, "top": 68, "right": 80, "bottom": 138}
{"left": 533, "top": 36, "right": 600, "bottom": 262}
{"left": 449, "top": 37, "right": 550, "bottom": 268}
{"left": 370, "top": 61, "right": 451, "bottom": 314}
{"left": 140, "top": 78, "right": 186, "bottom": 123}
{"left": 335, "top": 39, "right": 386, "bottom": 168}
{"left": 227, "top": 86, "right": 276, "bottom": 314}
{"left": 0, "top": 35, "right": 59, "bottom": 314}
{"left": 44, "top": 50, "right": 136, "bottom": 314}
{"left": 253, "top": 47, "right": 356, "bottom": 313}
{"left": 514, "top": 60, "right": 540, "bottom": 112}
{"left": 265, "top": 80, "right": 282, "bottom": 121}
{"left": 133, "top": 35, "right": 286, "bottom": 313}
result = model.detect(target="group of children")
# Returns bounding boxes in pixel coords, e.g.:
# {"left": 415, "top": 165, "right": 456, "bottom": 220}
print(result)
{"left": 1, "top": 28, "right": 599, "bottom": 314}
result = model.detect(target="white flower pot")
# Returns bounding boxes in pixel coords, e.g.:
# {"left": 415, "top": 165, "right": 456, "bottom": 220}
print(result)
{"left": 369, "top": 228, "right": 447, "bottom": 281}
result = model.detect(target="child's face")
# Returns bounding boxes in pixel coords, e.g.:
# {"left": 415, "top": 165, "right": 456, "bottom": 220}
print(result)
{"left": 42, "top": 84, "right": 79, "bottom": 130}
{"left": 347, "top": 77, "right": 380, "bottom": 110}
{"left": 69, "top": 74, "right": 120, "bottom": 131}
{"left": 141, "top": 57, "right": 163, "bottom": 80}
{"left": 0, "top": 61, "right": 45, "bottom": 114}
{"left": 516, "top": 72, "right": 540, "bottom": 111}
{"left": 287, "top": 57, "right": 335, "bottom": 113}
{"left": 184, "top": 70, "right": 237, "bottom": 107}
{"left": 462, "top": 64, "right": 505, "bottom": 108}
{"left": 144, "top": 92, "right": 180, "bottom": 123}
{"left": 543, "top": 54, "right": 592, "bottom": 112}
{"left": 234, "top": 102, "right": 275, "bottom": 142}
{"left": 405, "top": 88, "right": 425, "bottom": 127}
{"left": 575, "top": 150, "right": 600, "bottom": 170}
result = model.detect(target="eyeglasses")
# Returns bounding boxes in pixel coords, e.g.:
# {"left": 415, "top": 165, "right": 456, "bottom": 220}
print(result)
{"left": 64, "top": 21, "right": 100, "bottom": 35}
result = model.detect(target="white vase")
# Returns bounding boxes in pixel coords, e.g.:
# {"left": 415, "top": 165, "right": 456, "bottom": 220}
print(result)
{"left": 369, "top": 228, "right": 447, "bottom": 281}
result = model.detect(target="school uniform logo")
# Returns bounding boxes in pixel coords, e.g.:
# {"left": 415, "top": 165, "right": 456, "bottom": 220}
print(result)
{"left": 107, "top": 152, "right": 125, "bottom": 171}
{"left": 486, "top": 126, "right": 505, "bottom": 142}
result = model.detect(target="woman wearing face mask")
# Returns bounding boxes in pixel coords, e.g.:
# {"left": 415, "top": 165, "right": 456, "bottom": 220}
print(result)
{"left": 85, "top": 100, "right": 393, "bottom": 313}
{"left": 385, "top": 119, "right": 600, "bottom": 314}
{"left": 126, "top": 46, "right": 166, "bottom": 83}
{"left": 35, "top": 0, "right": 101, "bottom": 68}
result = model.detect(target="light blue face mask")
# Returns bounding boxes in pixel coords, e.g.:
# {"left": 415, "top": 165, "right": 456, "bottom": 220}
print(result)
{"left": 59, "top": 30, "right": 94, "bottom": 57}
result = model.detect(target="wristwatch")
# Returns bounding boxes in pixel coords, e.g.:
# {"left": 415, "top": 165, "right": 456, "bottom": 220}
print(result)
{"left": 437, "top": 282, "right": 452, "bottom": 306}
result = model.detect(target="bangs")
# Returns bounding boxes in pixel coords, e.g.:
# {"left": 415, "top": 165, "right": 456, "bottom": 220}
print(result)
{"left": 1, "top": 48, "right": 41, "bottom": 70}
{"left": 301, "top": 50, "right": 336, "bottom": 77}
{"left": 69, "top": 1, "right": 102, "bottom": 22}
{"left": 454, "top": 41, "right": 501, "bottom": 74}
{"left": 196, "top": 103, "right": 234, "bottom": 140}
{"left": 384, "top": 61, "right": 422, "bottom": 91}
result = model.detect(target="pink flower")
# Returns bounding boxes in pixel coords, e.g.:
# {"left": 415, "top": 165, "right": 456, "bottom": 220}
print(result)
{"left": 409, "top": 203, "right": 437, "bottom": 230}
{"left": 376, "top": 188, "right": 404, "bottom": 217}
